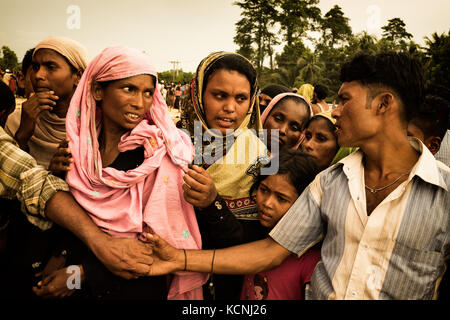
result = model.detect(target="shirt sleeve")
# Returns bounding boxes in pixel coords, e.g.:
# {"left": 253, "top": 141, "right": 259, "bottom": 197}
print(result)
{"left": 269, "top": 175, "right": 325, "bottom": 257}
{"left": 0, "top": 132, "right": 69, "bottom": 230}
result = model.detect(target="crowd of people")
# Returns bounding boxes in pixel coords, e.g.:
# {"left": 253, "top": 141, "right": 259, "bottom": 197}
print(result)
{"left": 0, "top": 35, "right": 448, "bottom": 301}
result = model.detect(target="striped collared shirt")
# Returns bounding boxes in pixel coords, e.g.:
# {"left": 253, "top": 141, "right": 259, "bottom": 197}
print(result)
{"left": 435, "top": 130, "right": 450, "bottom": 167}
{"left": 270, "top": 138, "right": 449, "bottom": 300}
{"left": 0, "top": 127, "right": 69, "bottom": 230}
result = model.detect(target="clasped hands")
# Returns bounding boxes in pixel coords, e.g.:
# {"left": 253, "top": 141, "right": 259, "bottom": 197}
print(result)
{"left": 32, "top": 165, "right": 212, "bottom": 298}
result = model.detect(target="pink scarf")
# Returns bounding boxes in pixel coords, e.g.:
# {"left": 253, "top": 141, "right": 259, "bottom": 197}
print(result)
{"left": 260, "top": 92, "right": 313, "bottom": 149}
{"left": 65, "top": 46, "right": 207, "bottom": 299}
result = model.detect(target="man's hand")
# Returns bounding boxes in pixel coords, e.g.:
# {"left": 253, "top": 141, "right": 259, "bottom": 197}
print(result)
{"left": 48, "top": 138, "right": 73, "bottom": 177}
{"left": 183, "top": 165, "right": 218, "bottom": 208}
{"left": 15, "top": 91, "right": 59, "bottom": 149}
{"left": 89, "top": 235, "right": 155, "bottom": 280}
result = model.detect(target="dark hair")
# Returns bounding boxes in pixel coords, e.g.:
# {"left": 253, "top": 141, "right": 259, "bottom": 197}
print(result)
{"left": 313, "top": 84, "right": 328, "bottom": 100}
{"left": 409, "top": 95, "right": 450, "bottom": 140}
{"left": 270, "top": 95, "right": 311, "bottom": 125}
{"left": 0, "top": 81, "right": 15, "bottom": 112}
{"left": 21, "top": 48, "right": 34, "bottom": 75}
{"left": 261, "top": 84, "right": 291, "bottom": 98}
{"left": 202, "top": 53, "right": 257, "bottom": 96}
{"left": 340, "top": 52, "right": 425, "bottom": 122}
{"left": 250, "top": 150, "right": 319, "bottom": 197}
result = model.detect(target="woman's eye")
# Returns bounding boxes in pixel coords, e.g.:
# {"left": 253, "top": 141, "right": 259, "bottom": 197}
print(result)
{"left": 144, "top": 91, "right": 154, "bottom": 98}
{"left": 317, "top": 135, "right": 327, "bottom": 142}
{"left": 123, "top": 87, "right": 132, "bottom": 92}
{"left": 277, "top": 196, "right": 288, "bottom": 203}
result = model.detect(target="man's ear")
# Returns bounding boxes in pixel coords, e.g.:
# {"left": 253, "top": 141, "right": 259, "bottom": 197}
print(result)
{"left": 376, "top": 92, "right": 395, "bottom": 114}
{"left": 424, "top": 136, "right": 442, "bottom": 155}
{"left": 92, "top": 81, "right": 104, "bottom": 102}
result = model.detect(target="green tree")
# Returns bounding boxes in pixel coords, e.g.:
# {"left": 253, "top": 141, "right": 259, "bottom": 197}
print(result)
{"left": 381, "top": 18, "right": 413, "bottom": 48}
{"left": 158, "top": 69, "right": 194, "bottom": 84}
{"left": 320, "top": 5, "right": 352, "bottom": 48}
{"left": 423, "top": 30, "right": 450, "bottom": 88}
{"left": 0, "top": 46, "right": 19, "bottom": 71}
{"left": 233, "top": 0, "right": 278, "bottom": 74}
{"left": 234, "top": 17, "right": 255, "bottom": 61}
{"left": 295, "top": 49, "right": 324, "bottom": 86}
{"left": 277, "top": 0, "right": 321, "bottom": 46}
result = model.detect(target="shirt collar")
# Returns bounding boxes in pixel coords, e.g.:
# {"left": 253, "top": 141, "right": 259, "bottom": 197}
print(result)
{"left": 337, "top": 137, "right": 448, "bottom": 192}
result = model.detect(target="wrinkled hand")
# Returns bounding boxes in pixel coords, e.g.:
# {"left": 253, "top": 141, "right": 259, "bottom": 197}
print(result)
{"left": 90, "top": 235, "right": 154, "bottom": 280}
{"left": 183, "top": 165, "right": 218, "bottom": 208}
{"left": 32, "top": 266, "right": 81, "bottom": 299}
{"left": 145, "top": 233, "right": 182, "bottom": 276}
{"left": 48, "top": 138, "right": 73, "bottom": 176}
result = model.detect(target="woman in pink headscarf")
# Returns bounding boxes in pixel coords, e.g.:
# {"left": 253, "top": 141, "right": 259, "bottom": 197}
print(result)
{"left": 260, "top": 92, "right": 313, "bottom": 153}
{"left": 34, "top": 46, "right": 207, "bottom": 300}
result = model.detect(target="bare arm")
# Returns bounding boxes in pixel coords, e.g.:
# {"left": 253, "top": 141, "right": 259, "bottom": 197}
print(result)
{"left": 45, "top": 191, "right": 154, "bottom": 279}
{"left": 147, "top": 233, "right": 291, "bottom": 276}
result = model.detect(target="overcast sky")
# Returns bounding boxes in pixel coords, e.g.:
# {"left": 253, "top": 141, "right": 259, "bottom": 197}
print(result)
{"left": 1, "top": 0, "right": 449, "bottom": 72}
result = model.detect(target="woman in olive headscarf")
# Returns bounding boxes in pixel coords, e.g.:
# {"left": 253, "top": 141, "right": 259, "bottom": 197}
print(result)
{"left": 181, "top": 52, "right": 269, "bottom": 299}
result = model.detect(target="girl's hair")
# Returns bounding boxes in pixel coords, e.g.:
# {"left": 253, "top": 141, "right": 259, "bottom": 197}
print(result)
{"left": 202, "top": 53, "right": 257, "bottom": 96}
{"left": 304, "top": 114, "right": 336, "bottom": 134}
{"left": 250, "top": 149, "right": 319, "bottom": 197}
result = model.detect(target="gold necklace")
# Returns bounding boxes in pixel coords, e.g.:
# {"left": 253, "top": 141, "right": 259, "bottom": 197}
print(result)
{"left": 365, "top": 172, "right": 410, "bottom": 194}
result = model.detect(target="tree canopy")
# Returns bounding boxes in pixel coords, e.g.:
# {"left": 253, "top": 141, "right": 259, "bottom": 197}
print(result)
{"left": 233, "top": 1, "right": 449, "bottom": 101}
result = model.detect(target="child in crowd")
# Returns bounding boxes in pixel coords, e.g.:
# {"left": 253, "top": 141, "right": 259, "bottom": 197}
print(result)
{"left": 240, "top": 150, "right": 321, "bottom": 300}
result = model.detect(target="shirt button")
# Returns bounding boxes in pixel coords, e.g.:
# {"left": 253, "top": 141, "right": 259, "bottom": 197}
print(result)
{"left": 352, "top": 291, "right": 357, "bottom": 297}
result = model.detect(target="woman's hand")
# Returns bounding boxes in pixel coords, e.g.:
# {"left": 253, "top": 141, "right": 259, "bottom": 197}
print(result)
{"left": 48, "top": 138, "right": 73, "bottom": 177}
{"left": 182, "top": 165, "right": 218, "bottom": 208}
{"left": 32, "top": 265, "right": 84, "bottom": 299}
{"left": 145, "top": 233, "right": 183, "bottom": 276}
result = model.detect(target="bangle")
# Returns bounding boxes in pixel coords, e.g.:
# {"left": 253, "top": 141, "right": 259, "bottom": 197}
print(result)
{"left": 210, "top": 248, "right": 216, "bottom": 274}
{"left": 183, "top": 249, "right": 187, "bottom": 271}
{"left": 208, "top": 249, "right": 216, "bottom": 299}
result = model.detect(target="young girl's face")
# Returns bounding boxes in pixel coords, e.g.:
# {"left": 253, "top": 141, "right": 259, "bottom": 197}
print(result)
{"left": 94, "top": 74, "right": 155, "bottom": 133}
{"left": 263, "top": 99, "right": 309, "bottom": 149}
{"left": 302, "top": 117, "right": 338, "bottom": 170}
{"left": 256, "top": 174, "right": 299, "bottom": 228}
{"left": 203, "top": 69, "right": 251, "bottom": 135}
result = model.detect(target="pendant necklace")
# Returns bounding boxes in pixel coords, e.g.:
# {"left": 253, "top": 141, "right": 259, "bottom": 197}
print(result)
{"left": 365, "top": 172, "right": 410, "bottom": 194}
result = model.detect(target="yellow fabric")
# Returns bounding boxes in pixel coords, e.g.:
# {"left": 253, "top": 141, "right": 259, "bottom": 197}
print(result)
{"left": 297, "top": 84, "right": 314, "bottom": 103}
{"left": 191, "top": 51, "right": 267, "bottom": 219}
